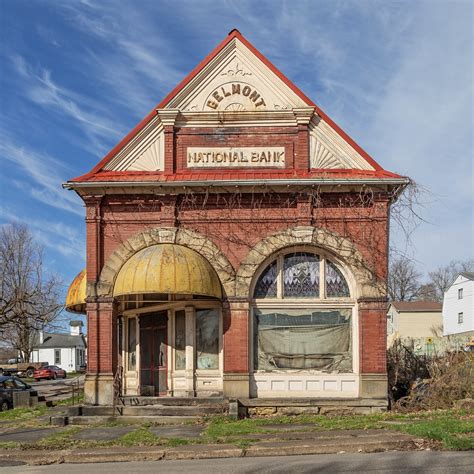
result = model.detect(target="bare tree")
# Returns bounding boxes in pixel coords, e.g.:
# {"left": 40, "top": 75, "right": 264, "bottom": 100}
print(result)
{"left": 0, "top": 223, "right": 63, "bottom": 361}
{"left": 427, "top": 259, "right": 474, "bottom": 302}
{"left": 388, "top": 256, "right": 423, "bottom": 301}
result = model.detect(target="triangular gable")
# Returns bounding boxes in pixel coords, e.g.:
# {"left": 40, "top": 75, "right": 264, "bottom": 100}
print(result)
{"left": 82, "top": 30, "right": 385, "bottom": 177}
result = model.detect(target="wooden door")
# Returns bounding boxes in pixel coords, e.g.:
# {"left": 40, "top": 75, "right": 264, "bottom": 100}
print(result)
{"left": 139, "top": 312, "right": 168, "bottom": 395}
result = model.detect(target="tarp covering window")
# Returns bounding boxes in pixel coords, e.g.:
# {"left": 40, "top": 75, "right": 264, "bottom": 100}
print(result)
{"left": 254, "top": 308, "right": 352, "bottom": 372}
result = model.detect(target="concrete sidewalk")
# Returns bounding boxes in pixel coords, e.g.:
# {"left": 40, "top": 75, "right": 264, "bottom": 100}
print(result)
{"left": 0, "top": 429, "right": 420, "bottom": 466}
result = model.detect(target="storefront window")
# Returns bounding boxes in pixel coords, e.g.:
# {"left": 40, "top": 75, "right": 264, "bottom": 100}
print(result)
{"left": 175, "top": 310, "right": 186, "bottom": 370}
{"left": 196, "top": 309, "right": 219, "bottom": 369}
{"left": 253, "top": 250, "right": 354, "bottom": 374}
{"left": 128, "top": 318, "right": 136, "bottom": 371}
{"left": 254, "top": 308, "right": 352, "bottom": 372}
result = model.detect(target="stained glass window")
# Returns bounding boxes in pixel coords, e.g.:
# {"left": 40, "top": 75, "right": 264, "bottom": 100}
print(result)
{"left": 254, "top": 260, "right": 277, "bottom": 298}
{"left": 283, "top": 253, "right": 320, "bottom": 298}
{"left": 326, "top": 261, "right": 350, "bottom": 297}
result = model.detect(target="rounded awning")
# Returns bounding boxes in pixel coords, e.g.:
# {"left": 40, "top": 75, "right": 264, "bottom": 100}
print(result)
{"left": 113, "top": 244, "right": 222, "bottom": 299}
{"left": 66, "top": 269, "right": 87, "bottom": 314}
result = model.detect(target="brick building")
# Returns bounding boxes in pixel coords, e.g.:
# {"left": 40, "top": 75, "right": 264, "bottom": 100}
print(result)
{"left": 64, "top": 30, "right": 408, "bottom": 409}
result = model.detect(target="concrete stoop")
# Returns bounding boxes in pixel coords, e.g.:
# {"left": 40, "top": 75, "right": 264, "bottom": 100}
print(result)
{"left": 0, "top": 431, "right": 417, "bottom": 466}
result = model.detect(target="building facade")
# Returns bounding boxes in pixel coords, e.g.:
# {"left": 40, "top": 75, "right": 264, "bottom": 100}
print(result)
{"left": 387, "top": 301, "right": 443, "bottom": 354}
{"left": 64, "top": 31, "right": 408, "bottom": 407}
{"left": 443, "top": 272, "right": 474, "bottom": 343}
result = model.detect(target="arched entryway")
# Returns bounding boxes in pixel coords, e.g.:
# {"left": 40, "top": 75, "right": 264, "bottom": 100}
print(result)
{"left": 113, "top": 243, "right": 223, "bottom": 397}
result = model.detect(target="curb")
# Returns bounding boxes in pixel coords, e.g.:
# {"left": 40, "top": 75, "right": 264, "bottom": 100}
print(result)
{"left": 0, "top": 437, "right": 417, "bottom": 466}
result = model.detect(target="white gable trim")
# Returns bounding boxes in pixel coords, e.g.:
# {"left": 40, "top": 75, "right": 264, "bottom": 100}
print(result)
{"left": 309, "top": 118, "right": 374, "bottom": 171}
{"left": 165, "top": 38, "right": 308, "bottom": 112}
{"left": 104, "top": 117, "right": 164, "bottom": 172}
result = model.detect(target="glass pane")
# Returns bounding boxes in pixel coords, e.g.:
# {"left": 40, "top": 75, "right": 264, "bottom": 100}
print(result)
{"left": 254, "top": 308, "right": 352, "bottom": 372}
{"left": 254, "top": 260, "right": 277, "bottom": 298}
{"left": 326, "top": 261, "right": 350, "bottom": 297}
{"left": 175, "top": 310, "right": 186, "bottom": 370}
{"left": 128, "top": 318, "right": 136, "bottom": 371}
{"left": 196, "top": 309, "right": 219, "bottom": 369}
{"left": 283, "top": 253, "right": 320, "bottom": 298}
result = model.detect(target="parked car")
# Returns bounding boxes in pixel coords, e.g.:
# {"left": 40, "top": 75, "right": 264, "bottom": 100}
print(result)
{"left": 0, "top": 375, "right": 37, "bottom": 411}
{"left": 33, "top": 365, "right": 67, "bottom": 381}
{"left": 0, "top": 359, "right": 48, "bottom": 378}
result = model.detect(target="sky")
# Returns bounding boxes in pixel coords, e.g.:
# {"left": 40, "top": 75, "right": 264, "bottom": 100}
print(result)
{"left": 0, "top": 0, "right": 473, "bottom": 318}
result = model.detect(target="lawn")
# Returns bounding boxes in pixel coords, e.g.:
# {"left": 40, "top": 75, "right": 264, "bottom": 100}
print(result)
{"left": 0, "top": 407, "right": 471, "bottom": 451}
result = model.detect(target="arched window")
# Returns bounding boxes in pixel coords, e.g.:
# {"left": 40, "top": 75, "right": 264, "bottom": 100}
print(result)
{"left": 254, "top": 251, "right": 351, "bottom": 299}
{"left": 252, "top": 250, "right": 354, "bottom": 374}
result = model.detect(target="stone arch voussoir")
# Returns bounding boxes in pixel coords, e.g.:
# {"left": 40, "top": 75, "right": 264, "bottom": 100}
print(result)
{"left": 95, "top": 227, "right": 235, "bottom": 298}
{"left": 235, "top": 226, "right": 382, "bottom": 299}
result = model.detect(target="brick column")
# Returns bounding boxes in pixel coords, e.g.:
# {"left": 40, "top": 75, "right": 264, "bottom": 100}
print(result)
{"left": 84, "top": 297, "right": 118, "bottom": 405}
{"left": 293, "top": 107, "right": 315, "bottom": 170}
{"left": 84, "top": 196, "right": 103, "bottom": 283}
{"left": 157, "top": 109, "right": 180, "bottom": 175}
{"left": 358, "top": 297, "right": 388, "bottom": 403}
{"left": 222, "top": 298, "right": 250, "bottom": 398}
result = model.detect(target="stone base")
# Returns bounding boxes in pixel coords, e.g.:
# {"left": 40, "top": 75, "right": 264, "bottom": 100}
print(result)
{"left": 223, "top": 373, "right": 250, "bottom": 398}
{"left": 359, "top": 373, "right": 388, "bottom": 400}
{"left": 84, "top": 373, "right": 114, "bottom": 405}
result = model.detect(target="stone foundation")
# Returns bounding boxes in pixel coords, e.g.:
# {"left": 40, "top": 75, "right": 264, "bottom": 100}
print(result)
{"left": 84, "top": 373, "right": 114, "bottom": 405}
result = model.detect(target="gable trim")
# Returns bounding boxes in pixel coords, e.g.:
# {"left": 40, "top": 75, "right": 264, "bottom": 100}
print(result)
{"left": 83, "top": 29, "right": 385, "bottom": 178}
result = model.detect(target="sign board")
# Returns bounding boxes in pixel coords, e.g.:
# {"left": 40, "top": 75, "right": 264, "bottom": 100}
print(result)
{"left": 187, "top": 147, "right": 285, "bottom": 168}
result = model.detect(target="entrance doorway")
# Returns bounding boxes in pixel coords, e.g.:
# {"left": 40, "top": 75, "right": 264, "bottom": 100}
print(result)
{"left": 139, "top": 312, "right": 168, "bottom": 395}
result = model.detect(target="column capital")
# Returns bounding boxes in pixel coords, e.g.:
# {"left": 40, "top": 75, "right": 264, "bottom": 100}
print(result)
{"left": 157, "top": 109, "right": 180, "bottom": 127}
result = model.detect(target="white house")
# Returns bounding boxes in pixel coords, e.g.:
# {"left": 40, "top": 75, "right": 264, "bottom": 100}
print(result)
{"left": 30, "top": 321, "right": 87, "bottom": 373}
{"left": 442, "top": 272, "right": 474, "bottom": 344}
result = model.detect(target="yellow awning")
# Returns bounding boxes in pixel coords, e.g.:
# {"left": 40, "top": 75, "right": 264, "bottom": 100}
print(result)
{"left": 113, "top": 244, "right": 222, "bottom": 299}
{"left": 66, "top": 269, "right": 87, "bottom": 314}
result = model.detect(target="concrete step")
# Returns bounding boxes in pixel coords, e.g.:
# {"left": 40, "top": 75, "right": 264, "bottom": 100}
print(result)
{"left": 120, "top": 405, "right": 225, "bottom": 416}
{"left": 74, "top": 404, "right": 226, "bottom": 417}
{"left": 120, "top": 396, "right": 228, "bottom": 407}
{"left": 67, "top": 415, "right": 201, "bottom": 425}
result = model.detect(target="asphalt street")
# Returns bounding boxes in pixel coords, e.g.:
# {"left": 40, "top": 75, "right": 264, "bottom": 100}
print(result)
{"left": 30, "top": 374, "right": 84, "bottom": 402}
{"left": 1, "top": 451, "right": 472, "bottom": 473}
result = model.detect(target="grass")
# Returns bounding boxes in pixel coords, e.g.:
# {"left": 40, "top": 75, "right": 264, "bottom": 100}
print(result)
{"left": 0, "top": 405, "right": 48, "bottom": 421}
{"left": 0, "top": 408, "right": 471, "bottom": 452}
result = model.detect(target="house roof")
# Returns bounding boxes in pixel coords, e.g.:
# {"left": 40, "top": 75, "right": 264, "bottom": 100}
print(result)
{"left": 459, "top": 272, "right": 474, "bottom": 280}
{"left": 32, "top": 333, "right": 86, "bottom": 349}
{"left": 390, "top": 301, "right": 443, "bottom": 312}
{"left": 66, "top": 29, "right": 405, "bottom": 186}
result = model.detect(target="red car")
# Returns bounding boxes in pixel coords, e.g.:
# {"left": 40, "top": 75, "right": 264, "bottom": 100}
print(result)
{"left": 33, "top": 365, "right": 67, "bottom": 381}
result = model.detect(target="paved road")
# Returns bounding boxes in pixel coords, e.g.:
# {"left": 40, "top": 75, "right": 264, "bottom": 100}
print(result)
{"left": 1, "top": 451, "right": 472, "bottom": 473}
{"left": 30, "top": 375, "right": 84, "bottom": 402}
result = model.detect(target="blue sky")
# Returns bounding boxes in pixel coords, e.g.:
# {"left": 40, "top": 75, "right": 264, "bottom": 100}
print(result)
{"left": 1, "top": 0, "right": 473, "bottom": 314}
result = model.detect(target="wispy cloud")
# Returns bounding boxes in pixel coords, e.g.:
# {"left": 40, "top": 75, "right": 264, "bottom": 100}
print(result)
{"left": 0, "top": 134, "right": 84, "bottom": 216}
{"left": 10, "top": 55, "right": 123, "bottom": 153}
{"left": 0, "top": 208, "right": 84, "bottom": 261}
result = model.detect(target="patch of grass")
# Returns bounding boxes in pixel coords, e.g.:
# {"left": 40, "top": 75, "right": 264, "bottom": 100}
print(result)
{"left": 56, "top": 392, "right": 84, "bottom": 406}
{"left": 36, "top": 427, "right": 82, "bottom": 448}
{"left": 118, "top": 427, "right": 159, "bottom": 447}
{"left": 388, "top": 415, "right": 474, "bottom": 451}
{"left": 0, "top": 405, "right": 48, "bottom": 421}
{"left": 165, "top": 437, "right": 191, "bottom": 447}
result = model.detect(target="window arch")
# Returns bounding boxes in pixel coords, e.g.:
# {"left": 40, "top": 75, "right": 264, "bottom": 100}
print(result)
{"left": 252, "top": 249, "right": 354, "bottom": 374}
{"left": 253, "top": 250, "right": 351, "bottom": 300}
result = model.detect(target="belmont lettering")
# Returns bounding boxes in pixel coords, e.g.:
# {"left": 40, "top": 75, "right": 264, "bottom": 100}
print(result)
{"left": 206, "top": 83, "right": 266, "bottom": 110}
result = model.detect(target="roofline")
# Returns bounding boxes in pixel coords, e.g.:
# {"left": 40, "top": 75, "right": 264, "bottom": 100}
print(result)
{"left": 85, "top": 29, "right": 387, "bottom": 175}
{"left": 64, "top": 177, "right": 410, "bottom": 190}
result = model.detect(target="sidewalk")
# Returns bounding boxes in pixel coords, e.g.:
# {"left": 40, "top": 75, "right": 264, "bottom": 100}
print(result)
{"left": 0, "top": 428, "right": 420, "bottom": 466}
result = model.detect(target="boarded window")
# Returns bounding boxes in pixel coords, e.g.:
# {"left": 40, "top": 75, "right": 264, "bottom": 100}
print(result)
{"left": 175, "top": 310, "right": 186, "bottom": 370}
{"left": 254, "top": 308, "right": 352, "bottom": 372}
{"left": 196, "top": 309, "right": 219, "bottom": 369}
